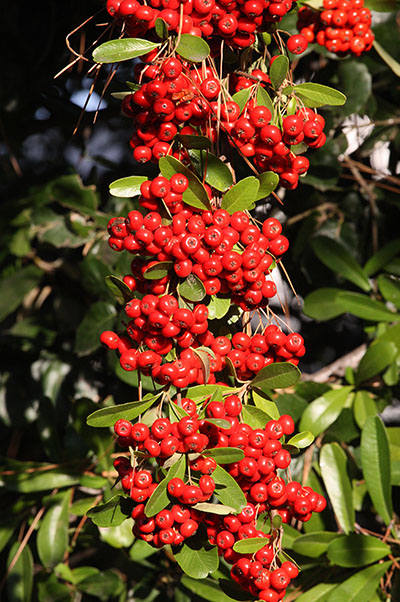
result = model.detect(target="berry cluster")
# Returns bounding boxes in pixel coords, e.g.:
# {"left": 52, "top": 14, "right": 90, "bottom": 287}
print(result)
{"left": 108, "top": 188, "right": 289, "bottom": 310}
{"left": 102, "top": 317, "right": 305, "bottom": 388}
{"left": 103, "top": 176, "right": 305, "bottom": 387}
{"left": 221, "top": 97, "right": 325, "bottom": 189}
{"left": 112, "top": 404, "right": 326, "bottom": 600}
{"left": 296, "top": 0, "right": 374, "bottom": 56}
{"left": 123, "top": 53, "right": 326, "bottom": 188}
{"left": 210, "top": 325, "right": 306, "bottom": 379}
{"left": 106, "top": 0, "right": 298, "bottom": 49}
{"left": 231, "top": 555, "right": 299, "bottom": 601}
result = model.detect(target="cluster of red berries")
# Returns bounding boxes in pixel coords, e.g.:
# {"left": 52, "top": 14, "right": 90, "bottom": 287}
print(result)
{"left": 209, "top": 326, "right": 305, "bottom": 380}
{"left": 112, "top": 405, "right": 326, "bottom": 600}
{"left": 231, "top": 554, "right": 299, "bottom": 601}
{"left": 102, "top": 316, "right": 304, "bottom": 388}
{"left": 106, "top": 0, "right": 298, "bottom": 49}
{"left": 199, "top": 408, "right": 326, "bottom": 522}
{"left": 220, "top": 96, "right": 325, "bottom": 189}
{"left": 297, "top": 0, "right": 374, "bottom": 56}
{"left": 123, "top": 53, "right": 325, "bottom": 188}
{"left": 113, "top": 455, "right": 210, "bottom": 546}
{"left": 108, "top": 188, "right": 289, "bottom": 310}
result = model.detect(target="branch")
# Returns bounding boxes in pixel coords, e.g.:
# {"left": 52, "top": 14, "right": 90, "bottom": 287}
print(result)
{"left": 302, "top": 343, "right": 367, "bottom": 382}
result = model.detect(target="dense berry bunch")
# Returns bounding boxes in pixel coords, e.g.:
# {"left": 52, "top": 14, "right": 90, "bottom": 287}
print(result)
{"left": 231, "top": 554, "right": 299, "bottom": 601}
{"left": 107, "top": 187, "right": 290, "bottom": 310}
{"left": 296, "top": 0, "right": 374, "bottom": 56}
{"left": 123, "top": 54, "right": 325, "bottom": 188}
{"left": 221, "top": 96, "right": 325, "bottom": 189}
{"left": 106, "top": 0, "right": 298, "bottom": 48}
{"left": 112, "top": 406, "right": 326, "bottom": 593}
{"left": 101, "top": 319, "right": 305, "bottom": 388}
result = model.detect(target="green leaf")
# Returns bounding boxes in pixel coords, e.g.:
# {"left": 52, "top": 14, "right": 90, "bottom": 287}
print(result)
{"left": 250, "top": 362, "right": 301, "bottom": 392}
{"left": 378, "top": 274, "right": 400, "bottom": 309}
{"left": 155, "top": 17, "right": 168, "bottom": 40}
{"left": 221, "top": 177, "right": 259, "bottom": 214}
{"left": 296, "top": 583, "right": 337, "bottom": 602}
{"left": 327, "top": 534, "right": 390, "bottom": 567}
{"left": 105, "top": 275, "right": 133, "bottom": 304}
{"left": 360, "top": 416, "right": 393, "bottom": 525}
{"left": 256, "top": 171, "right": 279, "bottom": 201}
{"left": 353, "top": 391, "right": 377, "bottom": 429}
{"left": 320, "top": 443, "right": 355, "bottom": 533}
{"left": 252, "top": 391, "right": 280, "bottom": 419}
{"left": 1, "top": 466, "right": 79, "bottom": 493}
{"left": 233, "top": 538, "right": 269, "bottom": 553}
{"left": 93, "top": 38, "right": 159, "bottom": 63}
{"left": 241, "top": 405, "right": 271, "bottom": 430}
{"left": 294, "top": 83, "right": 347, "bottom": 108}
{"left": 303, "top": 288, "right": 345, "bottom": 321}
{"left": 176, "top": 34, "right": 210, "bottom": 61}
{"left": 86, "top": 392, "right": 162, "bottom": 427}
{"left": 305, "top": 288, "right": 400, "bottom": 323}
{"left": 338, "top": 61, "right": 372, "bottom": 116}
{"left": 204, "top": 417, "right": 232, "bottom": 429}
{"left": 336, "top": 291, "right": 399, "bottom": 322}
{"left": 87, "top": 494, "right": 132, "bottom": 527}
{"left": 311, "top": 237, "right": 370, "bottom": 292}
{"left": 37, "top": 490, "right": 70, "bottom": 569}
{"left": 270, "top": 55, "right": 289, "bottom": 90}
{"left": 178, "top": 273, "right": 206, "bottom": 302}
{"left": 375, "top": 322, "right": 400, "bottom": 350}
{"left": 206, "top": 296, "right": 231, "bottom": 319}
{"left": 99, "top": 518, "right": 134, "bottom": 549}
{"left": 77, "top": 569, "right": 125, "bottom": 601}
{"left": 37, "top": 573, "right": 72, "bottom": 601}
{"left": 0, "top": 520, "right": 17, "bottom": 554}
{"left": 178, "top": 135, "right": 211, "bottom": 150}
{"left": 49, "top": 174, "right": 98, "bottom": 214}
{"left": 232, "top": 87, "right": 254, "bottom": 113}
{"left": 192, "top": 502, "right": 236, "bottom": 514}
{"left": 256, "top": 86, "right": 274, "bottom": 115}
{"left": 7, "top": 542, "right": 33, "bottom": 602}
{"left": 355, "top": 341, "right": 397, "bottom": 385}
{"left": 202, "top": 447, "right": 245, "bottom": 464}
{"left": 365, "top": 0, "right": 396, "bottom": 10}
{"left": 373, "top": 39, "right": 400, "bottom": 77}
{"left": 181, "top": 576, "right": 251, "bottom": 602}
{"left": 292, "top": 531, "right": 340, "bottom": 558}
{"left": 327, "top": 561, "right": 391, "bottom": 602}
{"left": 275, "top": 392, "right": 307, "bottom": 422}
{"left": 145, "top": 455, "right": 186, "bottom": 517}
{"left": 143, "top": 261, "right": 173, "bottom": 280}
{"left": 75, "top": 301, "right": 117, "bottom": 356}
{"left": 364, "top": 239, "right": 400, "bottom": 276}
{"left": 188, "top": 150, "right": 233, "bottom": 192}
{"left": 174, "top": 536, "right": 219, "bottom": 579}
{"left": 300, "top": 387, "right": 353, "bottom": 436}
{"left": 159, "top": 156, "right": 211, "bottom": 210}
{"left": 0, "top": 265, "right": 42, "bottom": 322}
{"left": 383, "top": 257, "right": 400, "bottom": 276}
{"left": 109, "top": 175, "right": 147, "bottom": 197}
{"left": 70, "top": 496, "right": 98, "bottom": 517}
{"left": 212, "top": 465, "right": 247, "bottom": 512}
{"left": 287, "top": 431, "right": 315, "bottom": 449}
{"left": 193, "top": 348, "right": 211, "bottom": 385}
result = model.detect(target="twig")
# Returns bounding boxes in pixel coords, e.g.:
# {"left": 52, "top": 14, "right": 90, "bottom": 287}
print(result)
{"left": 342, "top": 156, "right": 379, "bottom": 254}
{"left": 0, "top": 491, "right": 58, "bottom": 593}
{"left": 302, "top": 344, "right": 367, "bottom": 382}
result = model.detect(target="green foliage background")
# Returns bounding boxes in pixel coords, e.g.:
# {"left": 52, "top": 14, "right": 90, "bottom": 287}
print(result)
{"left": 0, "top": 1, "right": 399, "bottom": 601}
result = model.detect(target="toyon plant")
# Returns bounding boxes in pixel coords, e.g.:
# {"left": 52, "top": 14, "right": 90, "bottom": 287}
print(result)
{"left": 86, "top": 1, "right": 337, "bottom": 599}
{"left": 76, "top": 1, "right": 397, "bottom": 602}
